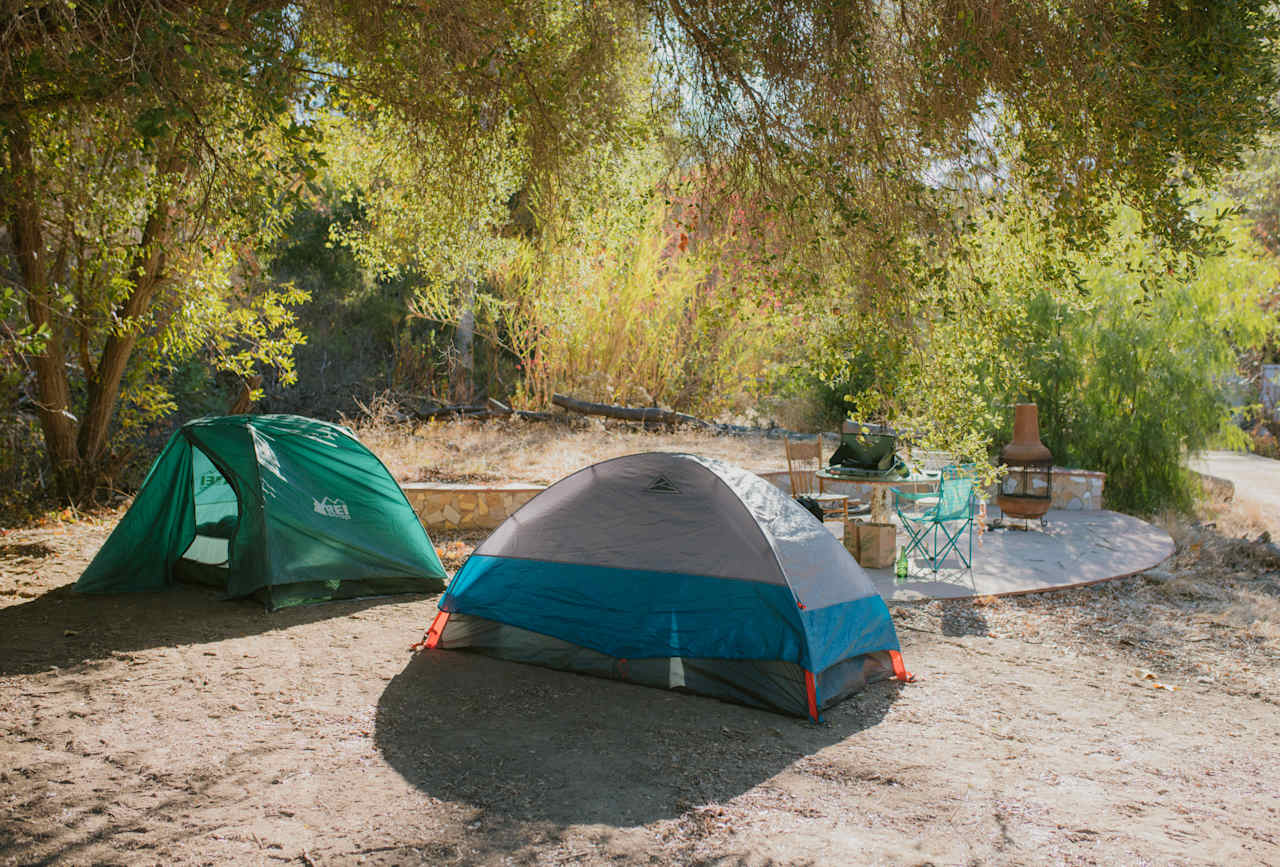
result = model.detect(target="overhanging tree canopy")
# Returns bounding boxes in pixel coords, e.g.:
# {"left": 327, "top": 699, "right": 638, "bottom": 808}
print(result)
{"left": 3, "top": 0, "right": 1278, "bottom": 500}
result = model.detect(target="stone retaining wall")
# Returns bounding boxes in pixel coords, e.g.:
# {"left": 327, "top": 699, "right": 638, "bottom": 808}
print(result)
{"left": 401, "top": 482, "right": 543, "bottom": 531}
{"left": 1048, "top": 467, "right": 1106, "bottom": 511}
{"left": 401, "top": 465, "right": 1107, "bottom": 533}
{"left": 1190, "top": 470, "right": 1235, "bottom": 502}
{"left": 762, "top": 467, "right": 1106, "bottom": 511}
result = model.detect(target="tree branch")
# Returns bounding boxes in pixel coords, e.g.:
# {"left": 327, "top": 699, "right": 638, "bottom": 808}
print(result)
{"left": 76, "top": 154, "right": 182, "bottom": 464}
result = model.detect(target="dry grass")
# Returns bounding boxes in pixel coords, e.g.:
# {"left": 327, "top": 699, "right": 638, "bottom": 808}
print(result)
{"left": 1205, "top": 491, "right": 1280, "bottom": 539}
{"left": 1166, "top": 492, "right": 1280, "bottom": 653}
{"left": 350, "top": 414, "right": 797, "bottom": 485}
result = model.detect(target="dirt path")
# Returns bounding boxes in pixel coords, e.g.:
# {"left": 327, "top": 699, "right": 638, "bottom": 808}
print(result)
{"left": 2, "top": 510, "right": 1279, "bottom": 865}
{"left": 1189, "top": 450, "right": 1280, "bottom": 517}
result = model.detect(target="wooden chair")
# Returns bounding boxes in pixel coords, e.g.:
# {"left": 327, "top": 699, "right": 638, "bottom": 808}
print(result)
{"left": 784, "top": 437, "right": 849, "bottom": 521}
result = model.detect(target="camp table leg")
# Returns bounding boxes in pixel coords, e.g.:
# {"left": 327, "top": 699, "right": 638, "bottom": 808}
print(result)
{"left": 870, "top": 486, "right": 893, "bottom": 524}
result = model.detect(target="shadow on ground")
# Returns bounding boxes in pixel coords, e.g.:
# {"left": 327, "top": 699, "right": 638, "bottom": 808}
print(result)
{"left": 940, "top": 601, "right": 991, "bottom": 637}
{"left": 0, "top": 583, "right": 431, "bottom": 677}
{"left": 375, "top": 649, "right": 901, "bottom": 828}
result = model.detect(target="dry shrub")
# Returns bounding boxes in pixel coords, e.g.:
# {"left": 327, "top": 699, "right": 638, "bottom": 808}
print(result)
{"left": 1249, "top": 421, "right": 1280, "bottom": 459}
{"left": 1155, "top": 501, "right": 1280, "bottom": 653}
{"left": 1195, "top": 489, "right": 1279, "bottom": 541}
{"left": 763, "top": 393, "right": 830, "bottom": 434}
{"left": 495, "top": 198, "right": 784, "bottom": 417}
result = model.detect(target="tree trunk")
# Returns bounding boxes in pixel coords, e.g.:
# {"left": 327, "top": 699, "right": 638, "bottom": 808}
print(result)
{"left": 6, "top": 114, "right": 178, "bottom": 502}
{"left": 5, "top": 115, "right": 78, "bottom": 494}
{"left": 450, "top": 275, "right": 477, "bottom": 404}
{"left": 76, "top": 199, "right": 171, "bottom": 469}
{"left": 227, "top": 375, "right": 263, "bottom": 415}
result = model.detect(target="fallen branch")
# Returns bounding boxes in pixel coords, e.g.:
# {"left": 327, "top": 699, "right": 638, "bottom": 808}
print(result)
{"left": 405, "top": 390, "right": 828, "bottom": 438}
{"left": 413, "top": 402, "right": 488, "bottom": 420}
{"left": 412, "top": 400, "right": 570, "bottom": 424}
{"left": 551, "top": 392, "right": 713, "bottom": 429}
{"left": 548, "top": 392, "right": 840, "bottom": 441}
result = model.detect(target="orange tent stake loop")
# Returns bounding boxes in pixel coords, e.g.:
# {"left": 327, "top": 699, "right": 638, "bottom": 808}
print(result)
{"left": 409, "top": 610, "right": 451, "bottom": 652}
{"left": 888, "top": 650, "right": 915, "bottom": 683}
{"left": 804, "top": 669, "right": 820, "bottom": 722}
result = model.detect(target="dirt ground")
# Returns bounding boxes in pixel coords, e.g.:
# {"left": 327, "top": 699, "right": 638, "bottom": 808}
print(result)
{"left": 2, "top": 477, "right": 1279, "bottom": 864}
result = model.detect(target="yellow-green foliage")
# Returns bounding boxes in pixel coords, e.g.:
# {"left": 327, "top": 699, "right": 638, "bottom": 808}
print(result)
{"left": 492, "top": 195, "right": 783, "bottom": 414}
{"left": 3, "top": 105, "right": 311, "bottom": 474}
{"left": 1020, "top": 205, "right": 1278, "bottom": 513}
{"left": 803, "top": 196, "right": 1278, "bottom": 514}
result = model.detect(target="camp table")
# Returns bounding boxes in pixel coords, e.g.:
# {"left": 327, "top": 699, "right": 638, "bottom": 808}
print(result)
{"left": 817, "top": 467, "right": 939, "bottom": 524}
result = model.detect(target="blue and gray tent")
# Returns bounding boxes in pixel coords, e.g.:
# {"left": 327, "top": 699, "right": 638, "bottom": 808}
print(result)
{"left": 419, "top": 452, "right": 908, "bottom": 720}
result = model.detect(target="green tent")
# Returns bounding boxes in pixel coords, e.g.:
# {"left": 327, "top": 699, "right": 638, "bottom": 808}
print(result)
{"left": 77, "top": 414, "right": 446, "bottom": 609}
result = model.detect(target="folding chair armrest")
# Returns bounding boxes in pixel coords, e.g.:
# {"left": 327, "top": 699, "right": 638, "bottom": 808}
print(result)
{"left": 890, "top": 488, "right": 934, "bottom": 503}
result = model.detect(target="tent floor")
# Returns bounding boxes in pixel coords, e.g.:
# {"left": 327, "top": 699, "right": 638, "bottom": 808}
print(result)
{"left": 837, "top": 509, "right": 1174, "bottom": 602}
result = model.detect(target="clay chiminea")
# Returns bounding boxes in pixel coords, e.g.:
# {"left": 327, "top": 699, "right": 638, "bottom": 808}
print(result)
{"left": 997, "top": 403, "right": 1053, "bottom": 520}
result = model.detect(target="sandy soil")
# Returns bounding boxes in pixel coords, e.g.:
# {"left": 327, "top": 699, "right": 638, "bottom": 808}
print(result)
{"left": 2, "top": 501, "right": 1279, "bottom": 865}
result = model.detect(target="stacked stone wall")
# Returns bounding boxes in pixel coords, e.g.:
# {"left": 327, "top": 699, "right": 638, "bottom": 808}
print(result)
{"left": 401, "top": 466, "right": 1107, "bottom": 534}
{"left": 1049, "top": 468, "right": 1105, "bottom": 511}
{"left": 760, "top": 467, "right": 1106, "bottom": 510}
{"left": 401, "top": 483, "right": 543, "bottom": 531}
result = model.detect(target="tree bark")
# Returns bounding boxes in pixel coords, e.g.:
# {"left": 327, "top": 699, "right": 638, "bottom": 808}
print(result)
{"left": 5, "top": 114, "right": 78, "bottom": 491}
{"left": 6, "top": 112, "right": 180, "bottom": 500}
{"left": 550, "top": 392, "right": 713, "bottom": 429}
{"left": 76, "top": 198, "right": 172, "bottom": 467}
{"left": 227, "top": 375, "right": 263, "bottom": 415}
{"left": 449, "top": 275, "right": 476, "bottom": 404}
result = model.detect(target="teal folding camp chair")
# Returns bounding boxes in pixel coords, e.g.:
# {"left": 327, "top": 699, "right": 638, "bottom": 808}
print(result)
{"left": 941, "top": 463, "right": 988, "bottom": 539}
{"left": 892, "top": 476, "right": 977, "bottom": 572}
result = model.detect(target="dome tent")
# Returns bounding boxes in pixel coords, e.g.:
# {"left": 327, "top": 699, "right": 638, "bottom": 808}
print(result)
{"left": 77, "top": 415, "right": 446, "bottom": 610}
{"left": 419, "top": 452, "right": 907, "bottom": 720}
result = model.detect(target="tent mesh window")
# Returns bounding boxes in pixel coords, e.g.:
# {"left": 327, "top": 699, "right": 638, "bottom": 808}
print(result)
{"left": 183, "top": 447, "right": 237, "bottom": 565}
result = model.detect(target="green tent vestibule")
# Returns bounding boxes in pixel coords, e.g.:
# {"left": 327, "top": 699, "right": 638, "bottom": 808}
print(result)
{"left": 77, "top": 414, "right": 446, "bottom": 610}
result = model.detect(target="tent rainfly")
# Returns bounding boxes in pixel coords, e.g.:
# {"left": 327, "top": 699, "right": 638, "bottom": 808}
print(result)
{"left": 77, "top": 414, "right": 446, "bottom": 609}
{"left": 418, "top": 452, "right": 908, "bottom": 720}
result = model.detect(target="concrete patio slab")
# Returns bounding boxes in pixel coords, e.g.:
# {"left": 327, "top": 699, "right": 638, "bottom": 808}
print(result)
{"left": 860, "top": 509, "right": 1174, "bottom": 602}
